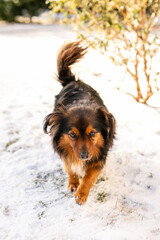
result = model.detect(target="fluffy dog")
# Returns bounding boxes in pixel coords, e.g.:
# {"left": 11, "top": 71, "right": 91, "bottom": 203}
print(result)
{"left": 43, "top": 41, "right": 115, "bottom": 205}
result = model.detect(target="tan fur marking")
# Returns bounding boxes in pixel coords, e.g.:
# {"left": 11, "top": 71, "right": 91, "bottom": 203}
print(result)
{"left": 64, "top": 161, "right": 80, "bottom": 192}
{"left": 68, "top": 127, "right": 79, "bottom": 138}
{"left": 74, "top": 165, "right": 102, "bottom": 205}
{"left": 58, "top": 134, "right": 73, "bottom": 159}
{"left": 85, "top": 125, "right": 95, "bottom": 134}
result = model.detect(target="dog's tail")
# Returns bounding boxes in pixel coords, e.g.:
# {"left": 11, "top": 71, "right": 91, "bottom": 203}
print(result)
{"left": 57, "top": 41, "right": 88, "bottom": 87}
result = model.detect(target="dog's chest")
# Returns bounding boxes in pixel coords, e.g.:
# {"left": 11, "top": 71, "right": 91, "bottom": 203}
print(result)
{"left": 71, "top": 163, "right": 85, "bottom": 177}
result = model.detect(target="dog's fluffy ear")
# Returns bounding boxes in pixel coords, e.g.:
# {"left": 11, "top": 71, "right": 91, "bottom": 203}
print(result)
{"left": 43, "top": 113, "right": 56, "bottom": 134}
{"left": 43, "top": 105, "right": 66, "bottom": 135}
{"left": 97, "top": 107, "right": 116, "bottom": 148}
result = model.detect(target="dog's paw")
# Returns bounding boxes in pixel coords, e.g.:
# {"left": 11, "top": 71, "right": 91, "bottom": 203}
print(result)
{"left": 74, "top": 190, "right": 88, "bottom": 205}
{"left": 68, "top": 182, "right": 79, "bottom": 192}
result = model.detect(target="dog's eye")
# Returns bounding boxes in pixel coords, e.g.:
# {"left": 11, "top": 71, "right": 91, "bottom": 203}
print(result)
{"left": 69, "top": 132, "right": 77, "bottom": 139}
{"left": 89, "top": 131, "right": 96, "bottom": 138}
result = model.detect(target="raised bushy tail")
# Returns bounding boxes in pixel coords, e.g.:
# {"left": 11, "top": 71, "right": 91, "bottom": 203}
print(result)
{"left": 57, "top": 41, "right": 88, "bottom": 87}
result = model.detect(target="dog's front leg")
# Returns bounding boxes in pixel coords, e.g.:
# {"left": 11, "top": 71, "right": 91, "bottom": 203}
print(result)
{"left": 74, "top": 168, "right": 102, "bottom": 205}
{"left": 64, "top": 162, "right": 80, "bottom": 192}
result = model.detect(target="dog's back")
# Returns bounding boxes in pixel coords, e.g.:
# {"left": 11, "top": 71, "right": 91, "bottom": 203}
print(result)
{"left": 55, "top": 41, "right": 105, "bottom": 110}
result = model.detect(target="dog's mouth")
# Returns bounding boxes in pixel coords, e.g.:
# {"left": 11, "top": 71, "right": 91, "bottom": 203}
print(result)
{"left": 79, "top": 157, "right": 92, "bottom": 161}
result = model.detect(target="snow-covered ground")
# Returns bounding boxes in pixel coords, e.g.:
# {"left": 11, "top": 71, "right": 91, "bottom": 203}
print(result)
{"left": 0, "top": 24, "right": 160, "bottom": 240}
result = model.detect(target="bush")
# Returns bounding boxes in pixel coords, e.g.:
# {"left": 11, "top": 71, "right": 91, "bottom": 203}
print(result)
{"left": 0, "top": 0, "right": 48, "bottom": 22}
{"left": 48, "top": 0, "right": 160, "bottom": 104}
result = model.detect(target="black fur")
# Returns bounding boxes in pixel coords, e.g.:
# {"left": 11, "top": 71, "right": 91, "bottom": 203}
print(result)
{"left": 43, "top": 41, "right": 115, "bottom": 165}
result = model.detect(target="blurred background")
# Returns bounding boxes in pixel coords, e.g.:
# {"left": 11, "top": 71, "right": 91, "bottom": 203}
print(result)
{"left": 0, "top": 0, "right": 48, "bottom": 23}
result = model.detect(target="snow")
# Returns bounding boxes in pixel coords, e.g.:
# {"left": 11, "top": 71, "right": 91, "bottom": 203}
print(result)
{"left": 0, "top": 23, "right": 160, "bottom": 240}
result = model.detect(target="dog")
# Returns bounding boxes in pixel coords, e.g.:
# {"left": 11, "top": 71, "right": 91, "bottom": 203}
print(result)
{"left": 43, "top": 41, "right": 115, "bottom": 205}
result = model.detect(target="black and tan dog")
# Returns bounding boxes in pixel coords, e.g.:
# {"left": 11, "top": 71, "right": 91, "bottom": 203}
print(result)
{"left": 43, "top": 41, "right": 115, "bottom": 205}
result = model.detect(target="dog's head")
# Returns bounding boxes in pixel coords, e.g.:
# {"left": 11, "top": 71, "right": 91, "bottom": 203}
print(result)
{"left": 43, "top": 106, "right": 115, "bottom": 161}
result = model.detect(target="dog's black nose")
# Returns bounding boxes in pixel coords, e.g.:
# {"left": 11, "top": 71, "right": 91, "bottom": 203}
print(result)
{"left": 80, "top": 151, "right": 89, "bottom": 160}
